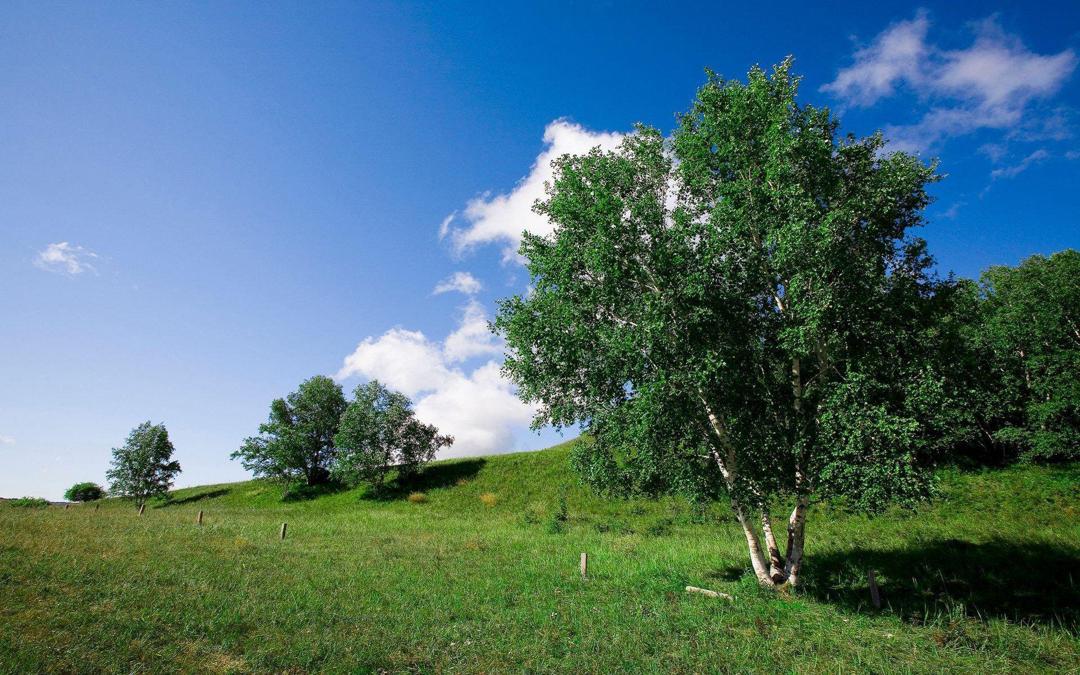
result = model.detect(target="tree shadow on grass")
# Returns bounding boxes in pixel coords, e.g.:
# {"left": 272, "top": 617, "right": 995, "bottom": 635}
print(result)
{"left": 157, "top": 488, "right": 231, "bottom": 507}
{"left": 364, "top": 459, "right": 487, "bottom": 501}
{"left": 282, "top": 480, "right": 352, "bottom": 502}
{"left": 801, "top": 538, "right": 1080, "bottom": 630}
{"left": 704, "top": 565, "right": 749, "bottom": 583}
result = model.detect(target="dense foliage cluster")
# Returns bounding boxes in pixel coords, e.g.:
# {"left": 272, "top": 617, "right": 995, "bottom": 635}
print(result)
{"left": 106, "top": 421, "right": 181, "bottom": 506}
{"left": 934, "top": 250, "right": 1080, "bottom": 464}
{"left": 334, "top": 380, "right": 453, "bottom": 493}
{"left": 232, "top": 375, "right": 348, "bottom": 491}
{"left": 64, "top": 482, "right": 105, "bottom": 502}
{"left": 232, "top": 376, "right": 451, "bottom": 497}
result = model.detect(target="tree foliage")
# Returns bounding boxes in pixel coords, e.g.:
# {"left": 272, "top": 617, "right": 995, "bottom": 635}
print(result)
{"left": 231, "top": 375, "right": 347, "bottom": 495}
{"left": 106, "top": 421, "right": 181, "bottom": 506}
{"left": 976, "top": 251, "right": 1079, "bottom": 461}
{"left": 64, "top": 482, "right": 105, "bottom": 502}
{"left": 233, "top": 376, "right": 451, "bottom": 498}
{"left": 495, "top": 59, "right": 944, "bottom": 587}
{"left": 334, "top": 380, "right": 453, "bottom": 492}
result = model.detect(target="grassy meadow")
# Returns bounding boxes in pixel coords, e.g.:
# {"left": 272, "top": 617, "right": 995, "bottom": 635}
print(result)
{"left": 2, "top": 439, "right": 1078, "bottom": 673}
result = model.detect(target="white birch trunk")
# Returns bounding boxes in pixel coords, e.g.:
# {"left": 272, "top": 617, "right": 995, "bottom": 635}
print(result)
{"left": 784, "top": 496, "right": 809, "bottom": 587}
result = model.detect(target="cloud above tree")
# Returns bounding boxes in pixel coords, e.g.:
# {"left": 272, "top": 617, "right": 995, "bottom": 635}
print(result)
{"left": 440, "top": 120, "right": 624, "bottom": 262}
{"left": 335, "top": 300, "right": 533, "bottom": 457}
{"left": 822, "top": 11, "right": 1077, "bottom": 153}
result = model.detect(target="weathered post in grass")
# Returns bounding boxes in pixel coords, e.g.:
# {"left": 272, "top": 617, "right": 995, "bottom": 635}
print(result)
{"left": 138, "top": 503, "right": 146, "bottom": 516}
{"left": 197, "top": 510, "right": 204, "bottom": 526}
{"left": 580, "top": 552, "right": 588, "bottom": 578}
{"left": 64, "top": 504, "right": 69, "bottom": 510}
{"left": 868, "top": 569, "right": 881, "bottom": 609}
{"left": 94, "top": 503, "right": 99, "bottom": 512}
{"left": 280, "top": 522, "right": 288, "bottom": 540}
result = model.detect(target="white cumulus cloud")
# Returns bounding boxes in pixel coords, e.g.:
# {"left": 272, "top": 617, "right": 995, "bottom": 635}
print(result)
{"left": 335, "top": 302, "right": 533, "bottom": 457}
{"left": 34, "top": 242, "right": 99, "bottom": 275}
{"left": 442, "top": 119, "right": 624, "bottom": 261}
{"left": 823, "top": 12, "right": 1077, "bottom": 152}
{"left": 433, "top": 271, "right": 483, "bottom": 296}
{"left": 336, "top": 328, "right": 451, "bottom": 397}
{"left": 443, "top": 299, "right": 501, "bottom": 363}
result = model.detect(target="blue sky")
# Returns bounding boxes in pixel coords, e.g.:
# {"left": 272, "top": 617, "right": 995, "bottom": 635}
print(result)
{"left": 2, "top": 1, "right": 1078, "bottom": 499}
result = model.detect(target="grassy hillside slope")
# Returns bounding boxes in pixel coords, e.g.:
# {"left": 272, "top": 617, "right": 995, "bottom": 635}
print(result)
{"left": 2, "top": 439, "right": 1078, "bottom": 673}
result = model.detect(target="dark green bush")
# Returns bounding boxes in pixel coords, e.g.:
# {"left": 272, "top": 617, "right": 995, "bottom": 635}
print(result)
{"left": 64, "top": 482, "right": 105, "bottom": 502}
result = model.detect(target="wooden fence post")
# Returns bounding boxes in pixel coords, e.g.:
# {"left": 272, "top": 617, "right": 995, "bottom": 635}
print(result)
{"left": 197, "top": 510, "right": 204, "bottom": 526}
{"left": 868, "top": 569, "right": 881, "bottom": 609}
{"left": 138, "top": 503, "right": 145, "bottom": 516}
{"left": 280, "top": 522, "right": 288, "bottom": 540}
{"left": 580, "top": 552, "right": 588, "bottom": 578}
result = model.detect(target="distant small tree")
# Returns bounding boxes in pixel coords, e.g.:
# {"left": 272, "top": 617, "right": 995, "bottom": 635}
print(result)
{"left": 64, "top": 482, "right": 105, "bottom": 502}
{"left": 106, "top": 422, "right": 181, "bottom": 507}
{"left": 333, "top": 380, "right": 453, "bottom": 492}
{"left": 232, "top": 375, "right": 347, "bottom": 496}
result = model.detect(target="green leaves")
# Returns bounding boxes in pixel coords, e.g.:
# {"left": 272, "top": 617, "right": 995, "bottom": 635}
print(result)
{"left": 496, "top": 59, "right": 943, "bottom": 514}
{"left": 63, "top": 482, "right": 105, "bottom": 502}
{"left": 231, "top": 375, "right": 347, "bottom": 492}
{"left": 106, "top": 421, "right": 181, "bottom": 506}
{"left": 333, "top": 380, "right": 453, "bottom": 491}
{"left": 979, "top": 250, "right": 1080, "bottom": 462}
{"left": 232, "top": 376, "right": 452, "bottom": 498}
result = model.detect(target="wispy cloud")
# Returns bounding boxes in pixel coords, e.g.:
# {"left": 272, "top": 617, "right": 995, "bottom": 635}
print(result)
{"left": 433, "top": 271, "right": 483, "bottom": 296}
{"left": 441, "top": 120, "right": 624, "bottom": 262}
{"left": 34, "top": 242, "right": 99, "bottom": 276}
{"left": 823, "top": 12, "right": 1077, "bottom": 153}
{"left": 821, "top": 10, "right": 931, "bottom": 107}
{"left": 941, "top": 202, "right": 964, "bottom": 219}
{"left": 0, "top": 435, "right": 15, "bottom": 446}
{"left": 989, "top": 148, "right": 1049, "bottom": 180}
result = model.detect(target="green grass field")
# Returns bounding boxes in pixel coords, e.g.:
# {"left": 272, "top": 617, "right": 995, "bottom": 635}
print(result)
{"left": 2, "top": 439, "right": 1078, "bottom": 673}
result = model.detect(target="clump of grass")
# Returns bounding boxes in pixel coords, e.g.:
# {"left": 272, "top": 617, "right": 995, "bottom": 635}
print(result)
{"left": 594, "top": 519, "right": 635, "bottom": 535}
{"left": 7, "top": 497, "right": 49, "bottom": 508}
{"left": 479, "top": 492, "right": 498, "bottom": 507}
{"left": 407, "top": 492, "right": 428, "bottom": 504}
{"left": 455, "top": 478, "right": 469, "bottom": 487}
{"left": 645, "top": 517, "right": 674, "bottom": 537}
{"left": 522, "top": 501, "right": 546, "bottom": 525}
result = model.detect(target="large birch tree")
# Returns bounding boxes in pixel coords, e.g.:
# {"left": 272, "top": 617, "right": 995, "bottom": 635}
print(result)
{"left": 495, "top": 60, "right": 944, "bottom": 588}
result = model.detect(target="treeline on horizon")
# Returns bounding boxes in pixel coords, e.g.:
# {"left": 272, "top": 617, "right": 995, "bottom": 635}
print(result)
{"left": 920, "top": 248, "right": 1078, "bottom": 466}
{"left": 16, "top": 246, "right": 1080, "bottom": 508}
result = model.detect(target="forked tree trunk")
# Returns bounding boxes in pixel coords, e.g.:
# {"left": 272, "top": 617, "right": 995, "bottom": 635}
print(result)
{"left": 731, "top": 495, "right": 810, "bottom": 589}
{"left": 760, "top": 511, "right": 787, "bottom": 582}
{"left": 733, "top": 501, "right": 774, "bottom": 586}
{"left": 699, "top": 392, "right": 809, "bottom": 589}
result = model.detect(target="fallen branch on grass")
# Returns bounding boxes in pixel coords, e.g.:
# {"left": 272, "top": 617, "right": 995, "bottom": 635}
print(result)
{"left": 685, "top": 586, "right": 733, "bottom": 601}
